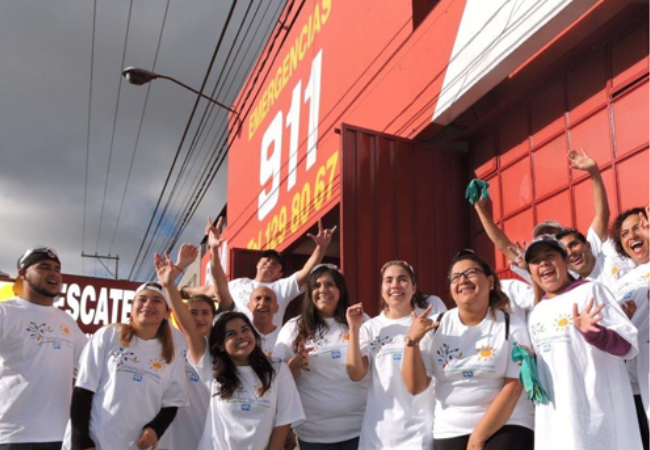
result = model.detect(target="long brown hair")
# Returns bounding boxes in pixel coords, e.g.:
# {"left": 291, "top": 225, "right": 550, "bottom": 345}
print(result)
{"left": 448, "top": 250, "right": 510, "bottom": 318}
{"left": 116, "top": 318, "right": 175, "bottom": 364}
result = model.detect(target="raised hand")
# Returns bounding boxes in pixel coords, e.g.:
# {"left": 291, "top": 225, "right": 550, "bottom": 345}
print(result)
{"left": 507, "top": 241, "right": 527, "bottom": 270}
{"left": 154, "top": 251, "right": 181, "bottom": 287}
{"left": 175, "top": 243, "right": 198, "bottom": 272}
{"left": 346, "top": 303, "right": 365, "bottom": 331}
{"left": 307, "top": 218, "right": 337, "bottom": 249}
{"left": 206, "top": 216, "right": 224, "bottom": 250}
{"left": 406, "top": 305, "right": 438, "bottom": 343}
{"left": 572, "top": 298, "right": 605, "bottom": 334}
{"left": 568, "top": 148, "right": 597, "bottom": 173}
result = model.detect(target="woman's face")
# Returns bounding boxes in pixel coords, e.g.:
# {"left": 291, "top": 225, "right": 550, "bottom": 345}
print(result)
{"left": 381, "top": 265, "right": 416, "bottom": 312}
{"left": 131, "top": 289, "right": 168, "bottom": 328}
{"left": 527, "top": 245, "right": 571, "bottom": 296}
{"left": 311, "top": 272, "right": 341, "bottom": 318}
{"left": 620, "top": 214, "right": 649, "bottom": 264}
{"left": 190, "top": 301, "right": 214, "bottom": 337}
{"left": 449, "top": 259, "right": 492, "bottom": 310}
{"left": 222, "top": 318, "right": 256, "bottom": 365}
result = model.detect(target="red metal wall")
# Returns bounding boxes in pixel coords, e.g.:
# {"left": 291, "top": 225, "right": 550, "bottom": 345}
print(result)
{"left": 469, "top": 18, "right": 649, "bottom": 275}
{"left": 341, "top": 124, "right": 468, "bottom": 315}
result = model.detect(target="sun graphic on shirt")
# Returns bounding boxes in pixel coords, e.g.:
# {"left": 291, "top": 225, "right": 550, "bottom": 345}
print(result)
{"left": 641, "top": 272, "right": 650, "bottom": 280}
{"left": 553, "top": 313, "right": 572, "bottom": 332}
{"left": 149, "top": 359, "right": 166, "bottom": 371}
{"left": 341, "top": 332, "right": 350, "bottom": 341}
{"left": 476, "top": 345, "right": 497, "bottom": 362}
{"left": 611, "top": 265, "right": 619, "bottom": 276}
{"left": 59, "top": 325, "right": 71, "bottom": 336}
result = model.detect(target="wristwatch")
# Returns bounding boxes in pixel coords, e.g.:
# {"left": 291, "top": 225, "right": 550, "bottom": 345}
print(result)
{"left": 404, "top": 335, "right": 420, "bottom": 347}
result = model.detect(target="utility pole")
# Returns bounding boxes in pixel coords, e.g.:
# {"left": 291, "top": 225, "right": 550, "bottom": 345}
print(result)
{"left": 81, "top": 252, "right": 120, "bottom": 280}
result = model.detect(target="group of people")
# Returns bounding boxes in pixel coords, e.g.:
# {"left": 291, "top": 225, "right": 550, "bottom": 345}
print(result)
{"left": 0, "top": 151, "right": 648, "bottom": 450}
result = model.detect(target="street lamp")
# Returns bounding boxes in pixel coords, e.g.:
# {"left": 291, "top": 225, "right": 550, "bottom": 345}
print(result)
{"left": 122, "top": 67, "right": 239, "bottom": 116}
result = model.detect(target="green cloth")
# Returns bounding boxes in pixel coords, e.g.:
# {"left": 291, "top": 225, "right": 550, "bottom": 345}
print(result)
{"left": 511, "top": 343, "right": 549, "bottom": 405}
{"left": 464, "top": 178, "right": 490, "bottom": 205}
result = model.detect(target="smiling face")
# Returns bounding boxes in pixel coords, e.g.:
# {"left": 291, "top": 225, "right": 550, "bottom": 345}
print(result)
{"left": 527, "top": 245, "right": 572, "bottom": 297}
{"left": 131, "top": 289, "right": 168, "bottom": 328}
{"left": 620, "top": 214, "right": 649, "bottom": 264}
{"left": 381, "top": 264, "right": 416, "bottom": 315}
{"left": 248, "top": 287, "right": 278, "bottom": 327}
{"left": 558, "top": 233, "right": 595, "bottom": 277}
{"left": 190, "top": 300, "right": 215, "bottom": 337}
{"left": 255, "top": 257, "right": 283, "bottom": 283}
{"left": 449, "top": 259, "right": 492, "bottom": 310}
{"left": 20, "top": 259, "right": 62, "bottom": 301}
{"left": 311, "top": 272, "right": 341, "bottom": 318}
{"left": 222, "top": 317, "right": 256, "bottom": 365}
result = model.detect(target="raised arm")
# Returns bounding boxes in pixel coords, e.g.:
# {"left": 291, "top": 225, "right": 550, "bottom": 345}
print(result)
{"left": 207, "top": 217, "right": 234, "bottom": 312}
{"left": 402, "top": 306, "right": 435, "bottom": 395}
{"left": 294, "top": 219, "right": 337, "bottom": 288}
{"left": 155, "top": 251, "right": 205, "bottom": 364}
{"left": 473, "top": 197, "right": 519, "bottom": 263}
{"left": 346, "top": 303, "right": 369, "bottom": 382}
{"left": 569, "top": 148, "right": 609, "bottom": 241}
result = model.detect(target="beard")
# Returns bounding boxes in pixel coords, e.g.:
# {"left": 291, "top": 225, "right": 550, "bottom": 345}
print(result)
{"left": 24, "top": 276, "right": 59, "bottom": 299}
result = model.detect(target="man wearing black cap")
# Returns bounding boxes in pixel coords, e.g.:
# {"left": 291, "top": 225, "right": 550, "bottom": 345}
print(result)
{"left": 0, "top": 248, "right": 87, "bottom": 450}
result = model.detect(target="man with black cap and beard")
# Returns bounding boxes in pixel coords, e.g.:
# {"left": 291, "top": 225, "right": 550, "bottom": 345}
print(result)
{"left": 0, "top": 247, "right": 87, "bottom": 450}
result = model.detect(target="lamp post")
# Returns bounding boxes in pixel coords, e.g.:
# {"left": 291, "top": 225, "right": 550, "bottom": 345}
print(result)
{"left": 122, "top": 67, "right": 239, "bottom": 116}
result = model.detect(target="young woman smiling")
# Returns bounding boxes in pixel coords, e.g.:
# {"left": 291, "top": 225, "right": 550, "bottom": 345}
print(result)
{"left": 155, "top": 248, "right": 304, "bottom": 450}
{"left": 68, "top": 283, "right": 186, "bottom": 450}
{"left": 274, "top": 264, "right": 370, "bottom": 450}
{"left": 346, "top": 261, "right": 445, "bottom": 449}
{"left": 402, "top": 251, "right": 534, "bottom": 450}
{"left": 524, "top": 234, "right": 642, "bottom": 450}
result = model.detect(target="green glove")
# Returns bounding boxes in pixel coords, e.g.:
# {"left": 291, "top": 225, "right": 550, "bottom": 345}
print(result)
{"left": 465, "top": 179, "right": 490, "bottom": 205}
{"left": 511, "top": 343, "right": 549, "bottom": 405}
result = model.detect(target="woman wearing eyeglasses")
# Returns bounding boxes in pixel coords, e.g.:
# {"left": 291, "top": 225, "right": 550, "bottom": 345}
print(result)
{"left": 273, "top": 264, "right": 370, "bottom": 450}
{"left": 402, "top": 251, "right": 534, "bottom": 450}
{"left": 346, "top": 261, "right": 446, "bottom": 449}
{"left": 68, "top": 282, "right": 187, "bottom": 450}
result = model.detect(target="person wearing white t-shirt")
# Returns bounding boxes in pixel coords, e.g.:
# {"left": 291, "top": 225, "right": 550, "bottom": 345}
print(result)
{"left": 524, "top": 235, "right": 642, "bottom": 450}
{"left": 403, "top": 251, "right": 534, "bottom": 450}
{"left": 274, "top": 264, "right": 371, "bottom": 450}
{"left": 346, "top": 261, "right": 447, "bottom": 450}
{"left": 0, "top": 247, "right": 87, "bottom": 450}
{"left": 156, "top": 249, "right": 305, "bottom": 450}
{"left": 203, "top": 216, "right": 336, "bottom": 329}
{"left": 68, "top": 282, "right": 187, "bottom": 450}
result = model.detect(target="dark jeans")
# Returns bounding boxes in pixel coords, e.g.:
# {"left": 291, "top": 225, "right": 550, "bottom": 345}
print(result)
{"left": 434, "top": 425, "right": 534, "bottom": 450}
{"left": 0, "top": 443, "right": 62, "bottom": 450}
{"left": 298, "top": 437, "right": 360, "bottom": 450}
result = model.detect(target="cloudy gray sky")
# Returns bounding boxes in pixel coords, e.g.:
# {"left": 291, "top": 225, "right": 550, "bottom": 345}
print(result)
{"left": 0, "top": 0, "right": 284, "bottom": 281}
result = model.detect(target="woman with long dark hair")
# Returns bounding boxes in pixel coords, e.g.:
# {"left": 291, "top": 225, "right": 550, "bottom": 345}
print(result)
{"left": 274, "top": 264, "right": 370, "bottom": 450}
{"left": 155, "top": 248, "right": 304, "bottom": 450}
{"left": 68, "top": 282, "right": 186, "bottom": 450}
{"left": 346, "top": 260, "right": 446, "bottom": 449}
{"left": 402, "top": 250, "right": 534, "bottom": 450}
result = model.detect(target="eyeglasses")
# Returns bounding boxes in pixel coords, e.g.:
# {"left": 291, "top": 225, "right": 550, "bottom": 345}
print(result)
{"left": 448, "top": 267, "right": 485, "bottom": 284}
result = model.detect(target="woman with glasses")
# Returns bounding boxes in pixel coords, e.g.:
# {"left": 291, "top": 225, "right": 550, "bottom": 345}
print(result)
{"left": 346, "top": 261, "right": 446, "bottom": 449}
{"left": 273, "top": 264, "right": 370, "bottom": 450}
{"left": 402, "top": 251, "right": 534, "bottom": 450}
{"left": 68, "top": 282, "right": 186, "bottom": 450}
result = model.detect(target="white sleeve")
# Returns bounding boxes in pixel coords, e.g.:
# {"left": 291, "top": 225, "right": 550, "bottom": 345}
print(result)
{"left": 0, "top": 305, "right": 7, "bottom": 347}
{"left": 590, "top": 282, "right": 639, "bottom": 360}
{"left": 273, "top": 320, "right": 297, "bottom": 361}
{"left": 358, "top": 321, "right": 373, "bottom": 358}
{"left": 503, "top": 279, "right": 535, "bottom": 312}
{"left": 272, "top": 274, "right": 302, "bottom": 306}
{"left": 189, "top": 337, "right": 213, "bottom": 384}
{"left": 162, "top": 353, "right": 189, "bottom": 407}
{"left": 420, "top": 332, "right": 436, "bottom": 378}
{"left": 427, "top": 295, "right": 448, "bottom": 314}
{"left": 70, "top": 321, "right": 89, "bottom": 377}
{"left": 273, "top": 363, "right": 305, "bottom": 427}
{"left": 510, "top": 264, "right": 532, "bottom": 284}
{"left": 587, "top": 226, "right": 605, "bottom": 255}
{"left": 76, "top": 326, "right": 110, "bottom": 392}
{"left": 505, "top": 315, "right": 530, "bottom": 379}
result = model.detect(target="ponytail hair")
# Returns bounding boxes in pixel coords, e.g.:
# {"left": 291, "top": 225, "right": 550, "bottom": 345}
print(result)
{"left": 380, "top": 260, "right": 428, "bottom": 310}
{"left": 116, "top": 318, "right": 175, "bottom": 364}
{"left": 448, "top": 250, "right": 510, "bottom": 318}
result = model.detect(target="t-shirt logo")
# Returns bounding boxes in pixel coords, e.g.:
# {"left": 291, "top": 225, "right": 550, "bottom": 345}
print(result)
{"left": 241, "top": 403, "right": 252, "bottom": 412}
{"left": 111, "top": 348, "right": 140, "bottom": 368}
{"left": 133, "top": 373, "right": 143, "bottom": 382}
{"left": 190, "top": 373, "right": 200, "bottom": 383}
{"left": 393, "top": 353, "right": 402, "bottom": 361}
{"left": 476, "top": 345, "right": 496, "bottom": 362}
{"left": 436, "top": 343, "right": 463, "bottom": 369}
{"left": 149, "top": 358, "right": 166, "bottom": 372}
{"left": 462, "top": 371, "right": 474, "bottom": 378}
{"left": 331, "top": 350, "right": 341, "bottom": 359}
{"left": 26, "top": 322, "right": 53, "bottom": 342}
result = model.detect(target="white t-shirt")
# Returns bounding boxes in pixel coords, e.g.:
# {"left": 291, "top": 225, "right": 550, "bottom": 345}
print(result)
{"left": 274, "top": 316, "right": 370, "bottom": 443}
{"left": 358, "top": 306, "right": 445, "bottom": 450}
{"left": 0, "top": 297, "right": 87, "bottom": 444}
{"left": 72, "top": 325, "right": 187, "bottom": 450}
{"left": 500, "top": 279, "right": 534, "bottom": 323}
{"left": 616, "top": 262, "right": 650, "bottom": 417}
{"left": 528, "top": 281, "right": 642, "bottom": 450}
{"left": 228, "top": 275, "right": 302, "bottom": 328}
{"left": 192, "top": 347, "right": 305, "bottom": 450}
{"left": 260, "top": 327, "right": 280, "bottom": 356}
{"left": 420, "top": 308, "right": 534, "bottom": 439}
{"left": 159, "top": 330, "right": 209, "bottom": 450}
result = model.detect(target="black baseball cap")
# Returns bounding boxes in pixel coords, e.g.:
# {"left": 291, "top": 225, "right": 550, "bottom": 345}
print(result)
{"left": 17, "top": 247, "right": 61, "bottom": 270}
{"left": 260, "top": 250, "right": 284, "bottom": 269}
{"left": 524, "top": 235, "right": 568, "bottom": 263}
